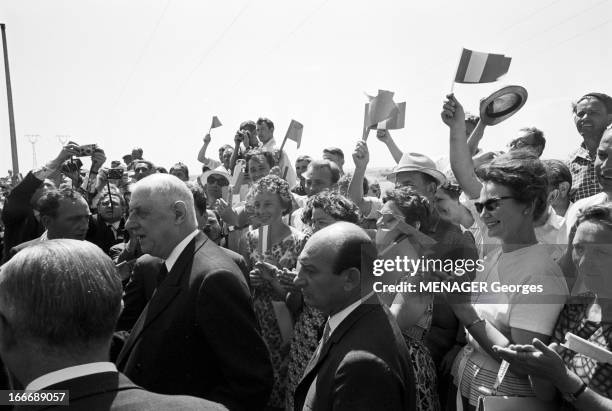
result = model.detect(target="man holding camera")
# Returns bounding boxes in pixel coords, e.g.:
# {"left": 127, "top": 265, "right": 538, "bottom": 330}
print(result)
{"left": 1, "top": 141, "right": 106, "bottom": 261}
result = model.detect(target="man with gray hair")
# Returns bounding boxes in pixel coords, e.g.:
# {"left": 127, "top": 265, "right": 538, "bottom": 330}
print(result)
{"left": 116, "top": 174, "right": 272, "bottom": 411}
{"left": 0, "top": 239, "right": 226, "bottom": 410}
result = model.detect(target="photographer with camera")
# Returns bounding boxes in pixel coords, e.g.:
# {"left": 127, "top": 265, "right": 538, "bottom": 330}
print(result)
{"left": 1, "top": 142, "right": 81, "bottom": 260}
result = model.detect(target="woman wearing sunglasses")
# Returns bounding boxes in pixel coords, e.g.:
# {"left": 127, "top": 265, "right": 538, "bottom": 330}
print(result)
{"left": 442, "top": 94, "right": 569, "bottom": 410}
{"left": 493, "top": 203, "right": 612, "bottom": 410}
{"left": 374, "top": 186, "right": 442, "bottom": 411}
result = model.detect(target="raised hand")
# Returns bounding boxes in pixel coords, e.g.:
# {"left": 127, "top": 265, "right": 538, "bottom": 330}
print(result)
{"left": 441, "top": 94, "right": 466, "bottom": 129}
{"left": 352, "top": 140, "right": 370, "bottom": 170}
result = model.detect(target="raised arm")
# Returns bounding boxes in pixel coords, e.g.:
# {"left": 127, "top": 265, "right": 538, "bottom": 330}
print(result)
{"left": 348, "top": 140, "right": 369, "bottom": 213}
{"left": 441, "top": 94, "right": 482, "bottom": 199}
{"left": 466, "top": 120, "right": 486, "bottom": 156}
{"left": 376, "top": 130, "right": 403, "bottom": 164}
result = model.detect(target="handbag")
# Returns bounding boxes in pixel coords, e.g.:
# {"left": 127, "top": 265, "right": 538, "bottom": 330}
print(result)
{"left": 476, "top": 360, "right": 558, "bottom": 411}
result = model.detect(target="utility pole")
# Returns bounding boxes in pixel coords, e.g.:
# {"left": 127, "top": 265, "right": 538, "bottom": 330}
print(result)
{"left": 27, "top": 134, "right": 40, "bottom": 168}
{"left": 1, "top": 23, "right": 19, "bottom": 181}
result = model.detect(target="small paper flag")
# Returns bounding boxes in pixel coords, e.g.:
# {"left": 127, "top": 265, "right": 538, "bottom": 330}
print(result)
{"left": 258, "top": 225, "right": 270, "bottom": 253}
{"left": 285, "top": 119, "right": 303, "bottom": 148}
{"left": 363, "top": 90, "right": 405, "bottom": 139}
{"left": 454, "top": 48, "right": 511, "bottom": 84}
{"left": 210, "top": 116, "right": 223, "bottom": 129}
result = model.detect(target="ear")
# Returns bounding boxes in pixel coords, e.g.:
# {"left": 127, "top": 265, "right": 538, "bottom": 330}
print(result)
{"left": 547, "top": 188, "right": 559, "bottom": 206}
{"left": 427, "top": 182, "right": 438, "bottom": 199}
{"left": 558, "top": 182, "right": 571, "bottom": 199}
{"left": 173, "top": 201, "right": 188, "bottom": 224}
{"left": 414, "top": 221, "right": 421, "bottom": 231}
{"left": 342, "top": 267, "right": 362, "bottom": 292}
{"left": 524, "top": 200, "right": 537, "bottom": 216}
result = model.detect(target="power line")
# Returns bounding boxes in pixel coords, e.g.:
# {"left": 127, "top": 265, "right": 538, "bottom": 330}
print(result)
{"left": 110, "top": 0, "right": 172, "bottom": 110}
{"left": 172, "top": 0, "right": 251, "bottom": 97}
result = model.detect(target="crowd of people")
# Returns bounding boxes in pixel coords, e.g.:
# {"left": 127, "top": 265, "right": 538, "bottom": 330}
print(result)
{"left": 0, "top": 92, "right": 611, "bottom": 410}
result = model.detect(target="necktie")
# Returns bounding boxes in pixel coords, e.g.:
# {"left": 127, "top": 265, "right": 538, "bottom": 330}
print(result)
{"left": 156, "top": 263, "right": 168, "bottom": 286}
{"left": 310, "top": 320, "right": 331, "bottom": 366}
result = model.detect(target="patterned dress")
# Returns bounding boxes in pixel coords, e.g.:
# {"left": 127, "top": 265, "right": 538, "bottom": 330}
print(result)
{"left": 400, "top": 292, "right": 441, "bottom": 411}
{"left": 551, "top": 293, "right": 612, "bottom": 410}
{"left": 246, "top": 227, "right": 306, "bottom": 410}
{"left": 285, "top": 305, "right": 326, "bottom": 411}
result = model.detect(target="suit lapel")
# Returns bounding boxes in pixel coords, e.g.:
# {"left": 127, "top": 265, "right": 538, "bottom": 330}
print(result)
{"left": 299, "top": 295, "right": 381, "bottom": 387}
{"left": 117, "top": 235, "right": 208, "bottom": 367}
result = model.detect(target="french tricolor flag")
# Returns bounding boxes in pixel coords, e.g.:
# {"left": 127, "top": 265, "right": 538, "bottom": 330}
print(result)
{"left": 454, "top": 48, "right": 511, "bottom": 84}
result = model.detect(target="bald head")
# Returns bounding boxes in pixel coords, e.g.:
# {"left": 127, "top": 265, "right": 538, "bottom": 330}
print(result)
{"left": 296, "top": 223, "right": 377, "bottom": 315}
{"left": 126, "top": 174, "right": 198, "bottom": 259}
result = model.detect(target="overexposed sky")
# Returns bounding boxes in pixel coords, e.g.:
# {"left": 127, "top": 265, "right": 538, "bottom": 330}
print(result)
{"left": 1, "top": 0, "right": 611, "bottom": 176}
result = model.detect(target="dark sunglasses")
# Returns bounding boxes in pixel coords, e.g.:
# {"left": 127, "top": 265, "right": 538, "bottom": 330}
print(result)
{"left": 474, "top": 196, "right": 515, "bottom": 213}
{"left": 207, "top": 176, "right": 229, "bottom": 186}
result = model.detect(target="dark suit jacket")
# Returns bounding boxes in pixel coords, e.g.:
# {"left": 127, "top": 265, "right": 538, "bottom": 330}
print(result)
{"left": 293, "top": 295, "right": 417, "bottom": 411}
{"left": 7, "top": 235, "right": 45, "bottom": 261}
{"left": 1, "top": 171, "right": 44, "bottom": 262}
{"left": 116, "top": 245, "right": 250, "bottom": 332}
{"left": 15, "top": 371, "right": 227, "bottom": 411}
{"left": 86, "top": 215, "right": 126, "bottom": 255}
{"left": 115, "top": 232, "right": 272, "bottom": 411}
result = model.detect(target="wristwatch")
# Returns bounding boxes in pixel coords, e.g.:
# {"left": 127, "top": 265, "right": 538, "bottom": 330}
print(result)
{"left": 562, "top": 381, "right": 587, "bottom": 403}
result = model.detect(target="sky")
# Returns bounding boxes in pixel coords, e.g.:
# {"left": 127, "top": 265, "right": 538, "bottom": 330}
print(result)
{"left": 1, "top": 0, "right": 611, "bottom": 177}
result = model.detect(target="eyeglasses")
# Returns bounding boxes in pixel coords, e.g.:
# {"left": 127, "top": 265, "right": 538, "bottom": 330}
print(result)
{"left": 474, "top": 196, "right": 515, "bottom": 213}
{"left": 207, "top": 176, "right": 229, "bottom": 187}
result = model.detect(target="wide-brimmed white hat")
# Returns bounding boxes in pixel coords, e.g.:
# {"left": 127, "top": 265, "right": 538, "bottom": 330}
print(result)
{"left": 387, "top": 152, "right": 446, "bottom": 186}
{"left": 479, "top": 85, "right": 528, "bottom": 126}
{"left": 198, "top": 169, "right": 230, "bottom": 186}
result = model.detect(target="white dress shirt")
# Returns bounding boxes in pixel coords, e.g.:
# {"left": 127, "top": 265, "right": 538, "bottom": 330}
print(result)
{"left": 165, "top": 229, "right": 200, "bottom": 272}
{"left": 25, "top": 362, "right": 117, "bottom": 391}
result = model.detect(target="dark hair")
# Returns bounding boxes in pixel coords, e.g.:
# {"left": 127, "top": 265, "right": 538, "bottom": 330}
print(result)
{"left": 301, "top": 192, "right": 361, "bottom": 226}
{"left": 245, "top": 148, "right": 277, "bottom": 169}
{"left": 186, "top": 181, "right": 207, "bottom": 215}
{"left": 384, "top": 187, "right": 431, "bottom": 230}
{"left": 323, "top": 147, "right": 345, "bottom": 161}
{"left": 97, "top": 184, "right": 125, "bottom": 208}
{"left": 240, "top": 120, "right": 256, "bottom": 133}
{"left": 476, "top": 150, "right": 548, "bottom": 220}
{"left": 543, "top": 159, "right": 572, "bottom": 189}
{"left": 134, "top": 160, "right": 155, "bottom": 171}
{"left": 296, "top": 155, "right": 313, "bottom": 163}
{"left": 256, "top": 117, "right": 274, "bottom": 131}
{"left": 156, "top": 167, "right": 168, "bottom": 174}
{"left": 508, "top": 127, "right": 546, "bottom": 153}
{"left": 170, "top": 162, "right": 189, "bottom": 176}
{"left": 439, "top": 171, "right": 462, "bottom": 200}
{"left": 336, "top": 173, "right": 369, "bottom": 196}
{"left": 307, "top": 160, "right": 341, "bottom": 185}
{"left": 247, "top": 175, "right": 293, "bottom": 214}
{"left": 37, "top": 187, "right": 86, "bottom": 219}
{"left": 572, "top": 92, "right": 612, "bottom": 114}
{"left": 464, "top": 112, "right": 480, "bottom": 128}
{"left": 0, "top": 240, "right": 123, "bottom": 353}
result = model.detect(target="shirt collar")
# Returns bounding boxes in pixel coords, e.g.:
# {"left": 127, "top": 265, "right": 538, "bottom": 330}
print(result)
{"left": 165, "top": 229, "right": 199, "bottom": 272}
{"left": 328, "top": 291, "right": 375, "bottom": 335}
{"left": 40, "top": 231, "right": 48, "bottom": 241}
{"left": 262, "top": 137, "right": 277, "bottom": 149}
{"left": 570, "top": 142, "right": 593, "bottom": 162}
{"left": 25, "top": 362, "right": 117, "bottom": 391}
{"left": 543, "top": 206, "right": 565, "bottom": 230}
{"left": 106, "top": 221, "right": 121, "bottom": 230}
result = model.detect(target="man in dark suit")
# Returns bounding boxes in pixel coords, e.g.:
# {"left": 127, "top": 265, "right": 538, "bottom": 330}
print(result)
{"left": 116, "top": 174, "right": 272, "bottom": 411}
{"left": 293, "top": 222, "right": 416, "bottom": 411}
{"left": 87, "top": 190, "right": 127, "bottom": 255}
{"left": 0, "top": 239, "right": 226, "bottom": 411}
{"left": 6, "top": 186, "right": 91, "bottom": 262}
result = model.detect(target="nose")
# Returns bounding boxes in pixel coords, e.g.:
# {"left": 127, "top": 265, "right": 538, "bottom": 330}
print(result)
{"left": 294, "top": 271, "right": 307, "bottom": 288}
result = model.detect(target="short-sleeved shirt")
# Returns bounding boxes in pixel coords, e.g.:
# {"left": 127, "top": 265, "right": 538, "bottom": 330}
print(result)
{"left": 453, "top": 244, "right": 569, "bottom": 406}
{"left": 567, "top": 143, "right": 602, "bottom": 202}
